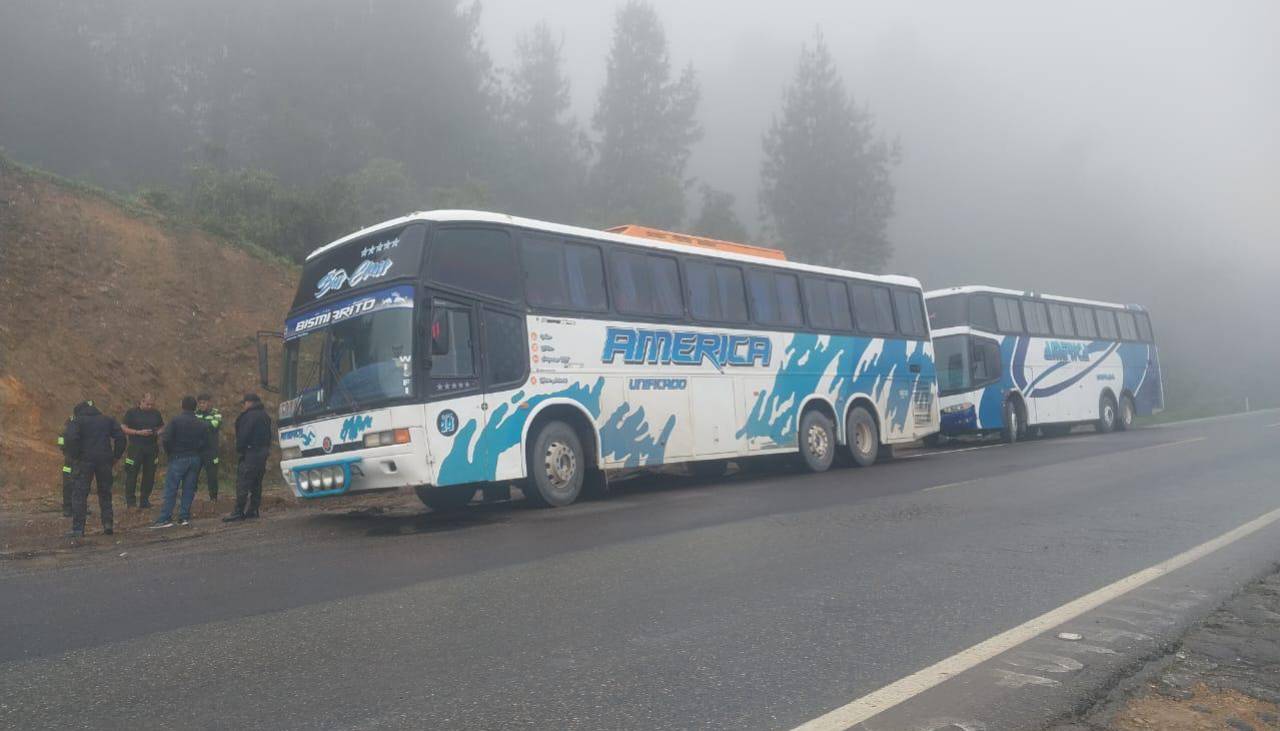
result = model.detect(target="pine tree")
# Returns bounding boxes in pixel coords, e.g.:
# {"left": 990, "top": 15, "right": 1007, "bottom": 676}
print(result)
{"left": 590, "top": 1, "right": 701, "bottom": 228}
{"left": 501, "top": 22, "right": 588, "bottom": 222}
{"left": 691, "top": 185, "right": 749, "bottom": 242}
{"left": 760, "top": 31, "right": 898, "bottom": 273}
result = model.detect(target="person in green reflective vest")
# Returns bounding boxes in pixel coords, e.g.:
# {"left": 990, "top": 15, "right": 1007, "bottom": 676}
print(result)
{"left": 194, "top": 393, "right": 223, "bottom": 500}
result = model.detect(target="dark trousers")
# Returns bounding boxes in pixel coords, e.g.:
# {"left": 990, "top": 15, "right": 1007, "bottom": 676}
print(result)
{"left": 197, "top": 455, "right": 220, "bottom": 498}
{"left": 235, "top": 447, "right": 269, "bottom": 515}
{"left": 72, "top": 459, "right": 114, "bottom": 532}
{"left": 123, "top": 443, "right": 159, "bottom": 505}
{"left": 61, "top": 464, "right": 75, "bottom": 513}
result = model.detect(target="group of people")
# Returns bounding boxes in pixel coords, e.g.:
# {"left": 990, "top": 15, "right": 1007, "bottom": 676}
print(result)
{"left": 58, "top": 391, "right": 274, "bottom": 538}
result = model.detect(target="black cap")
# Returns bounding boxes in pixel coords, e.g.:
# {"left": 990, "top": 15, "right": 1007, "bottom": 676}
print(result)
{"left": 242, "top": 393, "right": 262, "bottom": 404}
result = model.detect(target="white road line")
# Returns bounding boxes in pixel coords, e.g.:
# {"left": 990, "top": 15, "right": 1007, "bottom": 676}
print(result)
{"left": 922, "top": 479, "right": 979, "bottom": 493}
{"left": 1266, "top": 422, "right": 1280, "bottom": 429}
{"left": 790, "top": 505, "right": 1280, "bottom": 731}
{"left": 1125, "top": 436, "right": 1207, "bottom": 453}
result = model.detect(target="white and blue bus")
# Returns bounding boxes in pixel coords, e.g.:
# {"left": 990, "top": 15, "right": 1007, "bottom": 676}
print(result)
{"left": 266, "top": 211, "right": 938, "bottom": 509}
{"left": 925, "top": 286, "right": 1163, "bottom": 442}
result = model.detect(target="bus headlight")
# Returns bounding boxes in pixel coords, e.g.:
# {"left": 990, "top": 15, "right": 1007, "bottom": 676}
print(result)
{"left": 941, "top": 402, "right": 974, "bottom": 415}
{"left": 363, "top": 429, "right": 411, "bottom": 448}
{"left": 281, "top": 446, "right": 302, "bottom": 461}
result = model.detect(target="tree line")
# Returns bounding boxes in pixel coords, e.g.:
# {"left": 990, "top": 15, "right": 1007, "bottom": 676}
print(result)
{"left": 0, "top": 0, "right": 897, "bottom": 271}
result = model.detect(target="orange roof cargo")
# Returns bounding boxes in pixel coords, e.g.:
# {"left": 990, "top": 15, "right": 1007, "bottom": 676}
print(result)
{"left": 605, "top": 224, "right": 786, "bottom": 261}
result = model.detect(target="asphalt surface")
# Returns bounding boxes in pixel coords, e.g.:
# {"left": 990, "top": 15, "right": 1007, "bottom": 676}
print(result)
{"left": 2, "top": 411, "right": 1279, "bottom": 730}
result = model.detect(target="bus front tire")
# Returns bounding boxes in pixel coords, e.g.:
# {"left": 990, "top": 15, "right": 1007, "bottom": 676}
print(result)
{"left": 415, "top": 485, "right": 475, "bottom": 512}
{"left": 1096, "top": 393, "right": 1118, "bottom": 434}
{"left": 525, "top": 420, "right": 585, "bottom": 508}
{"left": 798, "top": 410, "right": 836, "bottom": 473}
{"left": 1116, "top": 394, "right": 1135, "bottom": 431}
{"left": 845, "top": 406, "right": 879, "bottom": 468}
{"left": 1001, "top": 399, "right": 1023, "bottom": 444}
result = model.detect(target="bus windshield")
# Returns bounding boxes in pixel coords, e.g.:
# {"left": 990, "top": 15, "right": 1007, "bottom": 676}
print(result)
{"left": 927, "top": 294, "right": 968, "bottom": 330}
{"left": 282, "top": 286, "right": 416, "bottom": 421}
{"left": 934, "top": 334, "right": 971, "bottom": 394}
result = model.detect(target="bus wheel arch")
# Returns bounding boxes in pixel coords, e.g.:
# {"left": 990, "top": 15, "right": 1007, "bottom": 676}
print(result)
{"left": 843, "top": 397, "right": 881, "bottom": 467}
{"left": 797, "top": 397, "right": 838, "bottom": 473}
{"left": 522, "top": 403, "right": 602, "bottom": 507}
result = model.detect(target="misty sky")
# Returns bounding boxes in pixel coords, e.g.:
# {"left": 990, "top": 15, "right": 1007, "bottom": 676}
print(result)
{"left": 480, "top": 1, "right": 1279, "bottom": 294}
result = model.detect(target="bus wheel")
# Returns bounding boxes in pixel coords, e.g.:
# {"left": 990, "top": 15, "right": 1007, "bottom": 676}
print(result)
{"left": 845, "top": 406, "right": 879, "bottom": 468}
{"left": 799, "top": 410, "right": 836, "bottom": 472}
{"left": 525, "top": 420, "right": 584, "bottom": 507}
{"left": 1116, "top": 394, "right": 1136, "bottom": 431}
{"left": 688, "top": 459, "right": 729, "bottom": 479}
{"left": 1096, "top": 393, "right": 1118, "bottom": 434}
{"left": 1001, "top": 399, "right": 1022, "bottom": 444}
{"left": 415, "top": 485, "right": 475, "bottom": 512}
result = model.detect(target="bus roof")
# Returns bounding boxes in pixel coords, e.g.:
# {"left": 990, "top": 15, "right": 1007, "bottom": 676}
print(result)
{"left": 307, "top": 210, "right": 924, "bottom": 290}
{"left": 924, "top": 285, "right": 1147, "bottom": 312}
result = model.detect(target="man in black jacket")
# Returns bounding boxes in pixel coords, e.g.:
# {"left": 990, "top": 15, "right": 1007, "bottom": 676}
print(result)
{"left": 152, "top": 396, "right": 209, "bottom": 528}
{"left": 58, "top": 402, "right": 94, "bottom": 517}
{"left": 63, "top": 401, "right": 127, "bottom": 538}
{"left": 224, "top": 393, "right": 273, "bottom": 522}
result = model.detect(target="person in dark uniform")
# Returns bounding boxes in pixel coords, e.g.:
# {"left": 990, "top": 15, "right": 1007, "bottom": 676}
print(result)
{"left": 58, "top": 402, "right": 93, "bottom": 518}
{"left": 63, "top": 401, "right": 126, "bottom": 538}
{"left": 152, "top": 396, "right": 209, "bottom": 529}
{"left": 121, "top": 392, "right": 164, "bottom": 508}
{"left": 224, "top": 393, "right": 273, "bottom": 522}
{"left": 194, "top": 393, "right": 222, "bottom": 500}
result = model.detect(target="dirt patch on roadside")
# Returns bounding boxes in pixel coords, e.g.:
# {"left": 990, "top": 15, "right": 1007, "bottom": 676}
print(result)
{"left": 1112, "top": 684, "right": 1279, "bottom": 730}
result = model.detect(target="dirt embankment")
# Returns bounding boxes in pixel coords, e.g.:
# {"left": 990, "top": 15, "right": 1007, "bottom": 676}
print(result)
{"left": 0, "top": 163, "right": 296, "bottom": 510}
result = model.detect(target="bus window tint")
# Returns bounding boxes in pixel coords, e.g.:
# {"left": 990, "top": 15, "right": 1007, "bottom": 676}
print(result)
{"left": 564, "top": 243, "right": 607, "bottom": 311}
{"left": 715, "top": 266, "right": 748, "bottom": 323}
{"left": 893, "top": 290, "right": 927, "bottom": 337}
{"left": 1135, "top": 312, "right": 1154, "bottom": 342}
{"left": 429, "top": 228, "right": 519, "bottom": 301}
{"left": 1021, "top": 300, "right": 1050, "bottom": 335}
{"left": 970, "top": 295, "right": 997, "bottom": 332}
{"left": 993, "top": 297, "right": 1023, "bottom": 333}
{"left": 776, "top": 274, "right": 804, "bottom": 326}
{"left": 934, "top": 335, "right": 970, "bottom": 392}
{"left": 685, "top": 261, "right": 719, "bottom": 320}
{"left": 649, "top": 256, "right": 683, "bottom": 317}
{"left": 746, "top": 270, "right": 778, "bottom": 323}
{"left": 927, "top": 294, "right": 967, "bottom": 329}
{"left": 612, "top": 250, "right": 682, "bottom": 317}
{"left": 827, "top": 281, "right": 853, "bottom": 330}
{"left": 1072, "top": 306, "right": 1098, "bottom": 338}
{"left": 1047, "top": 303, "right": 1075, "bottom": 337}
{"left": 522, "top": 237, "right": 568, "bottom": 308}
{"left": 483, "top": 308, "right": 526, "bottom": 386}
{"left": 803, "top": 278, "right": 834, "bottom": 329}
{"left": 1096, "top": 309, "right": 1119, "bottom": 340}
{"left": 1116, "top": 311, "right": 1139, "bottom": 340}
{"left": 850, "top": 283, "right": 896, "bottom": 334}
{"left": 972, "top": 338, "right": 1002, "bottom": 384}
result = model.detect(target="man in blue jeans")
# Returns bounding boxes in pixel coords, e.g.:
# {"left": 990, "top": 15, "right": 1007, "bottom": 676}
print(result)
{"left": 152, "top": 396, "right": 209, "bottom": 528}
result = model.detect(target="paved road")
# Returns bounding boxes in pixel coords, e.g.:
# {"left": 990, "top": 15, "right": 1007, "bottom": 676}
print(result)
{"left": 2, "top": 411, "right": 1279, "bottom": 730}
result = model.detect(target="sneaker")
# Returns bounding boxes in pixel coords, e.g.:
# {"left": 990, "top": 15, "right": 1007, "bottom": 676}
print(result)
{"left": 179, "top": 518, "right": 191, "bottom": 527}
{"left": 222, "top": 513, "right": 245, "bottom": 523}
{"left": 244, "top": 510, "right": 260, "bottom": 520}
{"left": 150, "top": 520, "right": 175, "bottom": 529}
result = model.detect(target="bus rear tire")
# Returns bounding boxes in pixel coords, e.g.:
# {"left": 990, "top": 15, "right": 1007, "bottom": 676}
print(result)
{"left": 1096, "top": 393, "right": 1118, "bottom": 434}
{"left": 845, "top": 406, "right": 879, "bottom": 468}
{"left": 1116, "top": 394, "right": 1135, "bottom": 431}
{"left": 415, "top": 485, "right": 475, "bottom": 512}
{"left": 798, "top": 410, "right": 836, "bottom": 473}
{"left": 525, "top": 420, "right": 585, "bottom": 508}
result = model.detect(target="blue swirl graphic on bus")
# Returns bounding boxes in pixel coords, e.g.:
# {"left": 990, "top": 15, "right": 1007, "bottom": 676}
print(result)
{"left": 315, "top": 258, "right": 394, "bottom": 299}
{"left": 339, "top": 415, "right": 373, "bottom": 441}
{"left": 599, "top": 404, "right": 676, "bottom": 467}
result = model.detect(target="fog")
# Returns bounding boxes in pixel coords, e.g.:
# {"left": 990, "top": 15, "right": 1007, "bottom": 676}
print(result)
{"left": 1, "top": 1, "right": 1275, "bottom": 411}
{"left": 480, "top": 0, "right": 1280, "bottom": 409}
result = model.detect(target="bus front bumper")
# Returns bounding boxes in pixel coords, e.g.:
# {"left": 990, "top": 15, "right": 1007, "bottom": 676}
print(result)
{"left": 282, "top": 444, "right": 433, "bottom": 499}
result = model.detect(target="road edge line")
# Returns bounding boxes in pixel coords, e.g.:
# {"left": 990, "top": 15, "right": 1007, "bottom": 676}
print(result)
{"left": 790, "top": 505, "right": 1280, "bottom": 731}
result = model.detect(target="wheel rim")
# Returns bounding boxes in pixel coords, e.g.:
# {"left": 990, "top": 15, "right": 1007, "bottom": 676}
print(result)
{"left": 806, "top": 423, "right": 830, "bottom": 460}
{"left": 855, "top": 421, "right": 873, "bottom": 456}
{"left": 1009, "top": 407, "right": 1019, "bottom": 436}
{"left": 1122, "top": 401, "right": 1133, "bottom": 425}
{"left": 1104, "top": 403, "right": 1115, "bottom": 425}
{"left": 543, "top": 440, "right": 577, "bottom": 491}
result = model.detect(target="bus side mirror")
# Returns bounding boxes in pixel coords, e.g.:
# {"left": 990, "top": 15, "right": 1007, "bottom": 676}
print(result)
{"left": 256, "top": 331, "right": 282, "bottom": 393}
{"left": 430, "top": 311, "right": 451, "bottom": 356}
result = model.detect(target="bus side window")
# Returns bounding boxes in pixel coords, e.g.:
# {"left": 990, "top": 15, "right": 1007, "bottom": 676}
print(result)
{"left": 1021, "top": 300, "right": 1050, "bottom": 336}
{"left": 803, "top": 277, "right": 834, "bottom": 329}
{"left": 1116, "top": 311, "right": 1139, "bottom": 340}
{"left": 429, "top": 228, "right": 520, "bottom": 302}
{"left": 971, "top": 338, "right": 1002, "bottom": 384}
{"left": 1048, "top": 303, "right": 1075, "bottom": 337}
{"left": 685, "top": 261, "right": 720, "bottom": 321}
{"left": 746, "top": 269, "right": 778, "bottom": 324}
{"left": 970, "top": 295, "right": 997, "bottom": 332}
{"left": 775, "top": 273, "right": 804, "bottom": 326}
{"left": 715, "top": 265, "right": 749, "bottom": 323}
{"left": 892, "top": 289, "right": 926, "bottom": 337}
{"left": 430, "top": 301, "right": 475, "bottom": 378}
{"left": 1096, "top": 309, "right": 1119, "bottom": 340}
{"left": 1135, "top": 312, "right": 1154, "bottom": 342}
{"left": 483, "top": 308, "right": 526, "bottom": 388}
{"left": 850, "top": 282, "right": 896, "bottom": 335}
{"left": 993, "top": 297, "right": 1023, "bottom": 333}
{"left": 1072, "top": 306, "right": 1098, "bottom": 338}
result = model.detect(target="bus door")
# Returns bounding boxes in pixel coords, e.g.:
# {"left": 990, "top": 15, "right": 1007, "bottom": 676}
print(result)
{"left": 424, "top": 295, "right": 489, "bottom": 486}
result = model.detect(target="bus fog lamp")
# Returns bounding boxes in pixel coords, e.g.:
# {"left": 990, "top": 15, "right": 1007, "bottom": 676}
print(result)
{"left": 321, "top": 469, "right": 336, "bottom": 489}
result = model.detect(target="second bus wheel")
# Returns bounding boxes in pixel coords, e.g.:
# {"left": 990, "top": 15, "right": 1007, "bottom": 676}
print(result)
{"left": 798, "top": 410, "right": 836, "bottom": 472}
{"left": 1116, "top": 394, "right": 1136, "bottom": 431}
{"left": 845, "top": 406, "right": 879, "bottom": 467}
{"left": 525, "top": 420, "right": 585, "bottom": 507}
